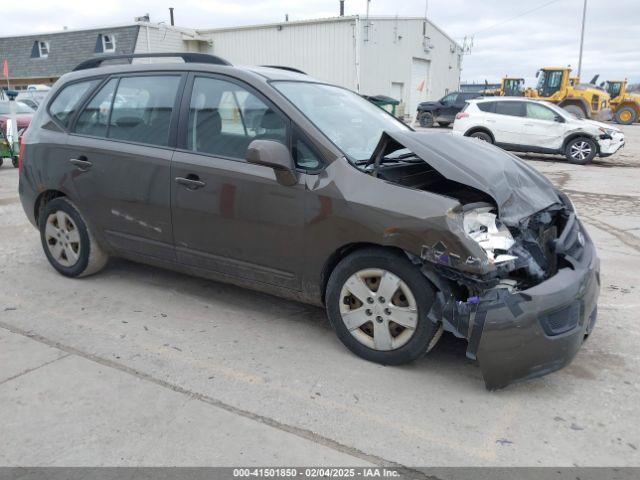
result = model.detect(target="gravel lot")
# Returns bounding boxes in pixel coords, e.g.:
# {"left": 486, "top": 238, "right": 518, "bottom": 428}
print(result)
{"left": 1, "top": 124, "right": 639, "bottom": 467}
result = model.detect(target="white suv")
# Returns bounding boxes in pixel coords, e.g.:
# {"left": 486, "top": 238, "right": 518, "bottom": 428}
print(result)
{"left": 452, "top": 97, "right": 625, "bottom": 164}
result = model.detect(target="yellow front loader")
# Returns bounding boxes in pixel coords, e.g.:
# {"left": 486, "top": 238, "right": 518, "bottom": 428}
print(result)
{"left": 526, "top": 67, "right": 612, "bottom": 121}
{"left": 604, "top": 79, "right": 640, "bottom": 124}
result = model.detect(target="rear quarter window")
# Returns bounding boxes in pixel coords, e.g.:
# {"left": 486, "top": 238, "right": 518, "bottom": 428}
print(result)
{"left": 477, "top": 101, "right": 496, "bottom": 113}
{"left": 49, "top": 79, "right": 100, "bottom": 128}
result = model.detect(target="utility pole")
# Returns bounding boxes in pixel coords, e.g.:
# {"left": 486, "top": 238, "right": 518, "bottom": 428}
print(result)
{"left": 577, "top": 0, "right": 587, "bottom": 78}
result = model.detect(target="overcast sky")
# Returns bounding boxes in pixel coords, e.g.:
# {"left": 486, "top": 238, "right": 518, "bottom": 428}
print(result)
{"left": 3, "top": 0, "right": 639, "bottom": 84}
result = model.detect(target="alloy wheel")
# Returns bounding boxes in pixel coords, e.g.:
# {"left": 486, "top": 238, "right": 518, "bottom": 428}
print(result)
{"left": 339, "top": 269, "right": 418, "bottom": 351}
{"left": 570, "top": 141, "right": 592, "bottom": 162}
{"left": 45, "top": 211, "right": 81, "bottom": 267}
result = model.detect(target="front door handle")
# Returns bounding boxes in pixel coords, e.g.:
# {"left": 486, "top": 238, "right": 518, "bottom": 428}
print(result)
{"left": 69, "top": 157, "right": 92, "bottom": 170}
{"left": 175, "top": 176, "right": 206, "bottom": 190}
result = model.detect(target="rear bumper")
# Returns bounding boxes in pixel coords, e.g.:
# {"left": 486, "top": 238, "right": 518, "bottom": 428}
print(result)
{"left": 469, "top": 227, "right": 600, "bottom": 389}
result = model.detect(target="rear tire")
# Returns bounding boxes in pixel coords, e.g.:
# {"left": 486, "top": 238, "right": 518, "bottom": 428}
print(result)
{"left": 418, "top": 112, "right": 435, "bottom": 128}
{"left": 615, "top": 106, "right": 637, "bottom": 125}
{"left": 326, "top": 248, "right": 439, "bottom": 365}
{"left": 469, "top": 131, "right": 493, "bottom": 143}
{"left": 39, "top": 197, "right": 109, "bottom": 278}
{"left": 565, "top": 137, "right": 597, "bottom": 165}
{"left": 0, "top": 158, "right": 3, "bottom": 167}
{"left": 563, "top": 104, "right": 586, "bottom": 119}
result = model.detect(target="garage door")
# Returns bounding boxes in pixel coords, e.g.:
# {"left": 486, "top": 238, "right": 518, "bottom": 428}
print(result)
{"left": 410, "top": 58, "right": 430, "bottom": 118}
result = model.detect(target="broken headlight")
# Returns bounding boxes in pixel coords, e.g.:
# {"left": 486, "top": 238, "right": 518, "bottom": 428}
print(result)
{"left": 462, "top": 206, "right": 518, "bottom": 265}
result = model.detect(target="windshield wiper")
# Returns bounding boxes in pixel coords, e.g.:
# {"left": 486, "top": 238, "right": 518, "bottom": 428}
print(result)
{"left": 355, "top": 151, "right": 420, "bottom": 166}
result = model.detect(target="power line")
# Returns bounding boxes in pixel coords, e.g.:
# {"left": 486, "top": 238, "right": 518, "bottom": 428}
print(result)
{"left": 471, "top": 0, "right": 564, "bottom": 36}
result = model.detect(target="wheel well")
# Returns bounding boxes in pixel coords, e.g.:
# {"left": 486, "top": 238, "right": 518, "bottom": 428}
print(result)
{"left": 618, "top": 102, "right": 640, "bottom": 114}
{"left": 34, "top": 190, "right": 66, "bottom": 224}
{"left": 559, "top": 99, "right": 588, "bottom": 114}
{"left": 320, "top": 243, "right": 407, "bottom": 304}
{"left": 464, "top": 127, "right": 494, "bottom": 142}
{"left": 562, "top": 133, "right": 599, "bottom": 153}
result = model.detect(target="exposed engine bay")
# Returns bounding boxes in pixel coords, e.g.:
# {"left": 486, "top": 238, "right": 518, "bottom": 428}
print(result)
{"left": 363, "top": 131, "right": 582, "bottom": 296}
{"left": 371, "top": 159, "right": 572, "bottom": 293}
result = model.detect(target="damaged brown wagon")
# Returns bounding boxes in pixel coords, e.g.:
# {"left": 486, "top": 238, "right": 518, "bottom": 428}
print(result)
{"left": 18, "top": 53, "right": 600, "bottom": 389}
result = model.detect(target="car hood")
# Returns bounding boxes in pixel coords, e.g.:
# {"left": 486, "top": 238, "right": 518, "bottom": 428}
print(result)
{"left": 418, "top": 101, "right": 440, "bottom": 109}
{"left": 375, "top": 131, "right": 561, "bottom": 226}
{"left": 582, "top": 119, "right": 621, "bottom": 132}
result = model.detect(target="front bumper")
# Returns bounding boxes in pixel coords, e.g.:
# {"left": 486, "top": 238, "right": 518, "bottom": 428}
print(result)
{"left": 449, "top": 219, "right": 600, "bottom": 390}
{"left": 598, "top": 132, "right": 625, "bottom": 156}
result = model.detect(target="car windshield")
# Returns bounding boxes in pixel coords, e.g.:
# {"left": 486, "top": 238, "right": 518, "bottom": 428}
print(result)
{"left": 272, "top": 81, "right": 410, "bottom": 162}
{"left": 0, "top": 102, "right": 35, "bottom": 114}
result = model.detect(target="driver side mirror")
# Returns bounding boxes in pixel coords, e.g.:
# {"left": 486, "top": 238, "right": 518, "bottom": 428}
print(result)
{"left": 246, "top": 139, "right": 297, "bottom": 186}
{"left": 535, "top": 70, "right": 540, "bottom": 78}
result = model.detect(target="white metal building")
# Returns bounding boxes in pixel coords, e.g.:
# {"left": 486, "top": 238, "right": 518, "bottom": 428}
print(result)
{"left": 197, "top": 16, "right": 462, "bottom": 117}
{"left": 2, "top": 15, "right": 461, "bottom": 116}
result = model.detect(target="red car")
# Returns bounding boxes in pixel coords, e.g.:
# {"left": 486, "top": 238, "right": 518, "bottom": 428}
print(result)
{"left": 0, "top": 101, "right": 33, "bottom": 167}
{"left": 0, "top": 101, "right": 34, "bottom": 132}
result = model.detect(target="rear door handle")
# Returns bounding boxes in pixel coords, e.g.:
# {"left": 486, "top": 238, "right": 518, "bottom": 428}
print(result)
{"left": 175, "top": 176, "right": 206, "bottom": 190}
{"left": 69, "top": 157, "right": 92, "bottom": 170}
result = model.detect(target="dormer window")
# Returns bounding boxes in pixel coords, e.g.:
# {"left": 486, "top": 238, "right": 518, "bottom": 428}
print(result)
{"left": 102, "top": 34, "right": 115, "bottom": 52}
{"left": 35, "top": 41, "right": 49, "bottom": 58}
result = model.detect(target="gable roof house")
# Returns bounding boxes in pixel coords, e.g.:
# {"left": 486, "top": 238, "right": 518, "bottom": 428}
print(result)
{"left": 0, "top": 23, "right": 209, "bottom": 90}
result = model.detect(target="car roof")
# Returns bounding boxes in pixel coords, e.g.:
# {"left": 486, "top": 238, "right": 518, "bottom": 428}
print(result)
{"left": 471, "top": 96, "right": 539, "bottom": 103}
{"left": 59, "top": 61, "right": 314, "bottom": 85}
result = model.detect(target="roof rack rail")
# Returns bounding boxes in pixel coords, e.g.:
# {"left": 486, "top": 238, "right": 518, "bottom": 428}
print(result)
{"left": 261, "top": 65, "right": 307, "bottom": 75}
{"left": 73, "top": 53, "right": 232, "bottom": 71}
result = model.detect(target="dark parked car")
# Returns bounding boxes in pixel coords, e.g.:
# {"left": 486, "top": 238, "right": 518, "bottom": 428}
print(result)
{"left": 417, "top": 91, "right": 482, "bottom": 127}
{"left": 19, "top": 53, "right": 600, "bottom": 389}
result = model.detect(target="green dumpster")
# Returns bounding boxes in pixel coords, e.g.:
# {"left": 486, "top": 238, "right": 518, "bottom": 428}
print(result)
{"left": 362, "top": 94, "right": 401, "bottom": 116}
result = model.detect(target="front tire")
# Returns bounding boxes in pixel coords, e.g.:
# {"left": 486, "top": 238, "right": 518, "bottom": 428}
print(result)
{"left": 469, "top": 131, "right": 493, "bottom": 143}
{"left": 326, "top": 248, "right": 438, "bottom": 365}
{"left": 418, "top": 112, "right": 435, "bottom": 128}
{"left": 12, "top": 157, "right": 18, "bottom": 168}
{"left": 39, "top": 197, "right": 109, "bottom": 277}
{"left": 615, "top": 106, "right": 637, "bottom": 125}
{"left": 565, "top": 137, "right": 597, "bottom": 165}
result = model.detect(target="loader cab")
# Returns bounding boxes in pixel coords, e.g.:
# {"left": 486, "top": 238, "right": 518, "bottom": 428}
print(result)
{"left": 535, "top": 68, "right": 567, "bottom": 98}
{"left": 605, "top": 81, "right": 624, "bottom": 100}
{"left": 502, "top": 78, "right": 525, "bottom": 96}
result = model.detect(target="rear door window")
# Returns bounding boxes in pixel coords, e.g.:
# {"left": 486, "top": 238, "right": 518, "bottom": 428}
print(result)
{"left": 495, "top": 101, "right": 525, "bottom": 117}
{"left": 108, "top": 76, "right": 181, "bottom": 147}
{"left": 49, "top": 79, "right": 100, "bottom": 128}
{"left": 186, "top": 76, "right": 287, "bottom": 160}
{"left": 74, "top": 75, "right": 181, "bottom": 147}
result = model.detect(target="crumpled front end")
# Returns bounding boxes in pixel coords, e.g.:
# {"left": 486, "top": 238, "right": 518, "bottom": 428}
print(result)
{"left": 424, "top": 199, "right": 600, "bottom": 389}
{"left": 367, "top": 130, "right": 600, "bottom": 389}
